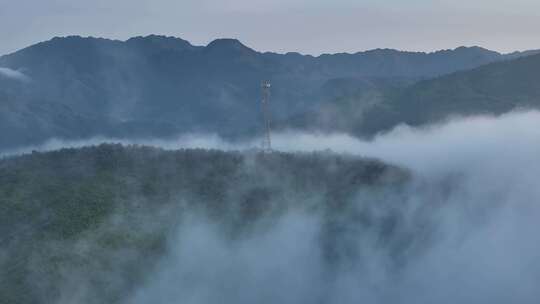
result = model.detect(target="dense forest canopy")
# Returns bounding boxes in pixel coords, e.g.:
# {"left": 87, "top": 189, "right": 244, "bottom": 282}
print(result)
{"left": 0, "top": 144, "right": 411, "bottom": 304}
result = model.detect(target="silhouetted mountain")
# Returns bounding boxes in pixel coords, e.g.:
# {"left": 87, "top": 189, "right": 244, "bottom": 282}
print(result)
{"left": 0, "top": 35, "right": 538, "bottom": 150}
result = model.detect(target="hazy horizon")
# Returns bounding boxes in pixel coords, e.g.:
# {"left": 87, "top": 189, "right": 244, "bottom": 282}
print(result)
{"left": 1, "top": 0, "right": 539, "bottom": 56}
{"left": 3, "top": 34, "right": 537, "bottom": 58}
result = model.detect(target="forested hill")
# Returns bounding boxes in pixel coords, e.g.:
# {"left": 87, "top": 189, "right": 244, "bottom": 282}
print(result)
{"left": 386, "top": 51, "right": 540, "bottom": 126}
{"left": 284, "top": 52, "right": 540, "bottom": 136}
{"left": 0, "top": 144, "right": 408, "bottom": 304}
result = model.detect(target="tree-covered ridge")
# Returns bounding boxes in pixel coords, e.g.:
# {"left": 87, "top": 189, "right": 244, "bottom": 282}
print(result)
{"left": 0, "top": 144, "right": 409, "bottom": 304}
{"left": 284, "top": 52, "right": 540, "bottom": 137}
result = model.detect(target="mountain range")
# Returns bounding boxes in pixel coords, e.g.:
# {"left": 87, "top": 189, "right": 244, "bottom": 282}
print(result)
{"left": 1, "top": 35, "right": 539, "bottom": 150}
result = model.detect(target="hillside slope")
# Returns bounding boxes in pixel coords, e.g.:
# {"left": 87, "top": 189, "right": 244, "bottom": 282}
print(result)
{"left": 286, "top": 53, "right": 540, "bottom": 136}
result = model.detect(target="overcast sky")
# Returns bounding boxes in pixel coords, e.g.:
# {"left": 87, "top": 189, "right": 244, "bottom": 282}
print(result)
{"left": 1, "top": 0, "right": 539, "bottom": 56}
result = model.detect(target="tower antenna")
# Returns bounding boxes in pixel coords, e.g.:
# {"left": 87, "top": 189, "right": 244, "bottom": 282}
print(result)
{"left": 260, "top": 81, "right": 272, "bottom": 153}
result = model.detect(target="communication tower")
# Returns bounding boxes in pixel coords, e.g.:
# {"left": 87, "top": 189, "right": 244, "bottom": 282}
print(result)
{"left": 261, "top": 81, "right": 272, "bottom": 152}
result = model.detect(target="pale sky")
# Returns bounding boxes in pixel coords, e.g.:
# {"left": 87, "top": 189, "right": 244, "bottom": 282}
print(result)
{"left": 1, "top": 0, "right": 539, "bottom": 56}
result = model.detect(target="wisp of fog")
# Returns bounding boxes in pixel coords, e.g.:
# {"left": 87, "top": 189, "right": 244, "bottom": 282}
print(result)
{"left": 0, "top": 67, "right": 31, "bottom": 82}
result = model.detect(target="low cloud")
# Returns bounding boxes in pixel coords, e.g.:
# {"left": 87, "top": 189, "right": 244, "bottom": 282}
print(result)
{"left": 9, "top": 110, "right": 540, "bottom": 178}
{"left": 125, "top": 110, "right": 540, "bottom": 304}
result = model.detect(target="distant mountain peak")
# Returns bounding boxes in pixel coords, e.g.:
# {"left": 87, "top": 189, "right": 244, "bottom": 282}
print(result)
{"left": 127, "top": 34, "right": 189, "bottom": 44}
{"left": 206, "top": 38, "right": 255, "bottom": 54}
{"left": 125, "top": 35, "right": 197, "bottom": 52}
{"left": 453, "top": 45, "right": 500, "bottom": 54}
{"left": 46, "top": 35, "right": 120, "bottom": 45}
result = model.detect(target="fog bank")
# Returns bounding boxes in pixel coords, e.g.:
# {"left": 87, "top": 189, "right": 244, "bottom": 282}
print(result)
{"left": 126, "top": 111, "right": 540, "bottom": 304}
{"left": 6, "top": 110, "right": 540, "bottom": 303}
